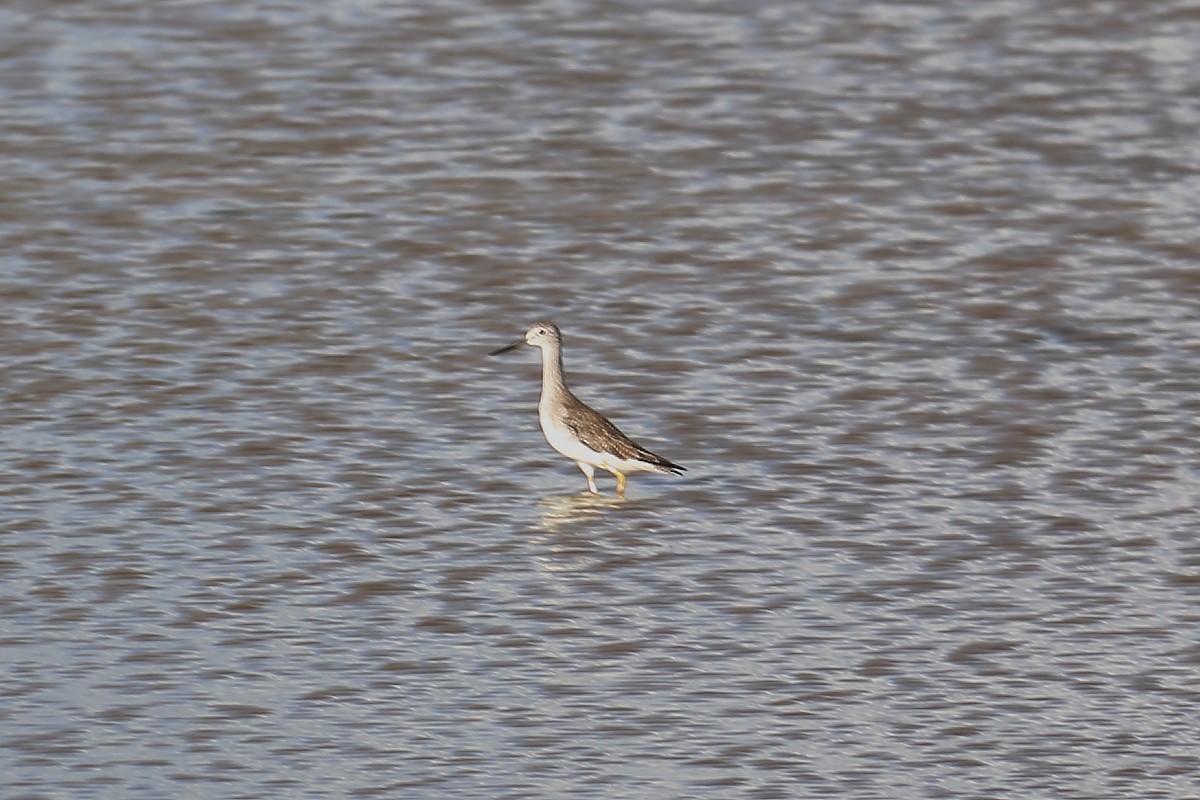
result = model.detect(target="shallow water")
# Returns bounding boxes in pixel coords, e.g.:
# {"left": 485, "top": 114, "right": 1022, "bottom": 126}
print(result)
{"left": 2, "top": 1, "right": 1199, "bottom": 798}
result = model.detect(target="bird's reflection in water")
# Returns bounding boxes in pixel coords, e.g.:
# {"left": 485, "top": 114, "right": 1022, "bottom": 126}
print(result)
{"left": 536, "top": 491, "right": 625, "bottom": 533}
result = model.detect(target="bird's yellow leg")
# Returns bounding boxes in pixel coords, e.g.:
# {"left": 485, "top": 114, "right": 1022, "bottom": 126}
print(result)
{"left": 600, "top": 466, "right": 628, "bottom": 497}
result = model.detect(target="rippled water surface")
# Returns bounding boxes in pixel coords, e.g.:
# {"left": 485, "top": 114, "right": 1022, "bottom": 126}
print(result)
{"left": 3, "top": 1, "right": 1199, "bottom": 798}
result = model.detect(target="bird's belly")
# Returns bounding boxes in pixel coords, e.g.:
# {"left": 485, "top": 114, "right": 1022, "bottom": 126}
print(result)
{"left": 537, "top": 411, "right": 658, "bottom": 473}
{"left": 539, "top": 410, "right": 601, "bottom": 464}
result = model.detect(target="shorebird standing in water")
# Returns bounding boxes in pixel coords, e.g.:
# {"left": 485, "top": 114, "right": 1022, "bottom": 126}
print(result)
{"left": 489, "top": 322, "right": 685, "bottom": 497}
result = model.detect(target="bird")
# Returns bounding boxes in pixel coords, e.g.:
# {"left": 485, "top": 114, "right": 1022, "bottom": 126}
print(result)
{"left": 489, "top": 321, "right": 685, "bottom": 497}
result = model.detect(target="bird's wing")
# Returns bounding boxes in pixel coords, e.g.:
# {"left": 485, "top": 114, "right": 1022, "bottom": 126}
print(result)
{"left": 562, "top": 396, "right": 684, "bottom": 472}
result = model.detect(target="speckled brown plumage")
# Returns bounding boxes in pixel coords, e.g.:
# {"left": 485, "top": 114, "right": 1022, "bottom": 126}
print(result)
{"left": 555, "top": 390, "right": 685, "bottom": 474}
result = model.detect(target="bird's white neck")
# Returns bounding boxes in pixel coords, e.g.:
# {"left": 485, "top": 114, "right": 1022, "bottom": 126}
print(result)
{"left": 538, "top": 344, "right": 568, "bottom": 407}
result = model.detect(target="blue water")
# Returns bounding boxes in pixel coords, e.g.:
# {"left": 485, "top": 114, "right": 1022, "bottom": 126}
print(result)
{"left": 2, "top": 1, "right": 1198, "bottom": 798}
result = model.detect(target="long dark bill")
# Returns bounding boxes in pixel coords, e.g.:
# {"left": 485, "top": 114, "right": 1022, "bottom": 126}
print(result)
{"left": 488, "top": 339, "right": 526, "bottom": 356}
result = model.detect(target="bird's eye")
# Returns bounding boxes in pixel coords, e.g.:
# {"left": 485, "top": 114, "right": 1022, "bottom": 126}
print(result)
{"left": 537, "top": 328, "right": 546, "bottom": 335}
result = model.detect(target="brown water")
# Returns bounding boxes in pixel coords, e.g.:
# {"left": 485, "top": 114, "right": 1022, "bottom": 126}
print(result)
{"left": 3, "top": 1, "right": 1199, "bottom": 798}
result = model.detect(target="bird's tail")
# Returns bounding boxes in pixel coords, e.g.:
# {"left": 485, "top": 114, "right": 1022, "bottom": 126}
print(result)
{"left": 638, "top": 450, "right": 685, "bottom": 475}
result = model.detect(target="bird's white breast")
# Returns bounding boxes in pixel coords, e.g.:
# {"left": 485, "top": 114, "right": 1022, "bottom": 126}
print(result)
{"left": 538, "top": 402, "right": 600, "bottom": 464}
